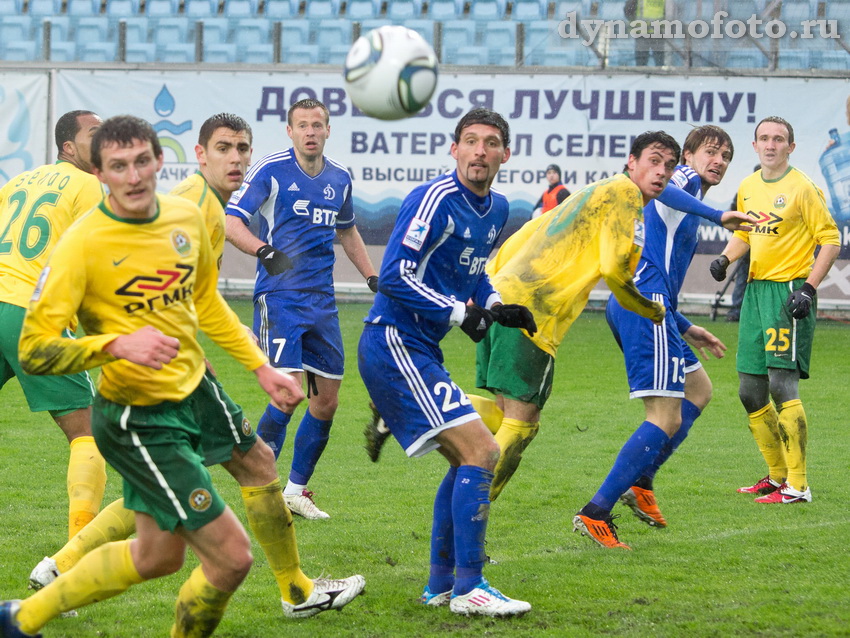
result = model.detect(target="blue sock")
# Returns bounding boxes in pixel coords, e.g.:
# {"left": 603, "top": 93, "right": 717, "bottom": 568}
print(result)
{"left": 257, "top": 403, "right": 291, "bottom": 460}
{"left": 643, "top": 400, "right": 701, "bottom": 482}
{"left": 428, "top": 466, "right": 457, "bottom": 595}
{"left": 289, "top": 409, "right": 332, "bottom": 486}
{"left": 452, "top": 465, "right": 493, "bottom": 596}
{"left": 590, "top": 421, "right": 669, "bottom": 513}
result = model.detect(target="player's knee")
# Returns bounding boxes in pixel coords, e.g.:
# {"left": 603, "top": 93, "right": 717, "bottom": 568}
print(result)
{"left": 137, "top": 550, "right": 186, "bottom": 579}
{"left": 241, "top": 439, "right": 279, "bottom": 485}
{"left": 218, "top": 538, "right": 253, "bottom": 585}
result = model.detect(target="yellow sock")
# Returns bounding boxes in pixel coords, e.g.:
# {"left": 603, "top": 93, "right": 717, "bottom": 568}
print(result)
{"left": 491, "top": 417, "right": 540, "bottom": 500}
{"left": 17, "top": 540, "right": 144, "bottom": 635}
{"left": 67, "top": 436, "right": 107, "bottom": 539}
{"left": 54, "top": 498, "right": 136, "bottom": 574}
{"left": 241, "top": 479, "right": 314, "bottom": 605}
{"left": 171, "top": 566, "right": 233, "bottom": 638}
{"left": 747, "top": 403, "right": 787, "bottom": 483}
{"left": 777, "top": 399, "right": 808, "bottom": 491}
{"left": 467, "top": 393, "right": 503, "bottom": 435}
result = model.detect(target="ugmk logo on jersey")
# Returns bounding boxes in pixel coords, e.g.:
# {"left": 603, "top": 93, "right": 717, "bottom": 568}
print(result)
{"left": 116, "top": 263, "right": 194, "bottom": 315}
{"left": 747, "top": 210, "right": 782, "bottom": 235}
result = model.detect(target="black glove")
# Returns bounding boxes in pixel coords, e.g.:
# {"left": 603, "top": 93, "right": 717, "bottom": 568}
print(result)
{"left": 256, "top": 244, "right": 293, "bottom": 276}
{"left": 709, "top": 255, "right": 730, "bottom": 282}
{"left": 491, "top": 303, "right": 537, "bottom": 336}
{"left": 460, "top": 304, "right": 494, "bottom": 343}
{"left": 786, "top": 282, "right": 816, "bottom": 319}
{"left": 366, "top": 275, "right": 379, "bottom": 293}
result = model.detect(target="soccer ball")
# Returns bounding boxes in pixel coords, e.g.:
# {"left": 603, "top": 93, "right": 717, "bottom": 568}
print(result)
{"left": 343, "top": 26, "right": 438, "bottom": 121}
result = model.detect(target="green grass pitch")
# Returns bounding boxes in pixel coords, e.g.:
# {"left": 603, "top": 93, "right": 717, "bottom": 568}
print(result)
{"left": 1, "top": 301, "right": 848, "bottom": 636}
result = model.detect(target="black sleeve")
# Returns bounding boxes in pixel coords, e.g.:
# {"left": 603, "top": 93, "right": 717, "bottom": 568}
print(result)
{"left": 556, "top": 189, "right": 569, "bottom": 204}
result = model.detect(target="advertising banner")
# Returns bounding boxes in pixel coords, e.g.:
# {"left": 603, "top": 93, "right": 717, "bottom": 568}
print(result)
{"left": 0, "top": 73, "right": 49, "bottom": 184}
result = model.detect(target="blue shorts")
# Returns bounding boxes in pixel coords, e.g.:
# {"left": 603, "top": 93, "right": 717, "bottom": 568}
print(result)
{"left": 254, "top": 289, "right": 344, "bottom": 379}
{"left": 358, "top": 323, "right": 478, "bottom": 458}
{"left": 606, "top": 293, "right": 700, "bottom": 399}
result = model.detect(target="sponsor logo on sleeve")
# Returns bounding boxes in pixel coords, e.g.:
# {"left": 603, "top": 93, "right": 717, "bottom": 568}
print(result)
{"left": 633, "top": 219, "right": 645, "bottom": 247}
{"left": 402, "top": 218, "right": 430, "bottom": 251}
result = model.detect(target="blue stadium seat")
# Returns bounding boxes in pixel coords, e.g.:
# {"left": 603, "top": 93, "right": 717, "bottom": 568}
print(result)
{"left": 596, "top": 0, "right": 626, "bottom": 20}
{"left": 0, "top": 16, "right": 34, "bottom": 43}
{"left": 0, "top": 0, "right": 23, "bottom": 14}
{"left": 725, "top": 0, "right": 760, "bottom": 22}
{"left": 2, "top": 40, "right": 38, "bottom": 61}
{"left": 817, "top": 50, "right": 850, "bottom": 70}
{"left": 469, "top": 0, "right": 507, "bottom": 21}
{"left": 185, "top": 0, "right": 218, "bottom": 18}
{"left": 481, "top": 21, "right": 516, "bottom": 49}
{"left": 240, "top": 42, "right": 273, "bottom": 62}
{"left": 264, "top": 0, "right": 297, "bottom": 18}
{"left": 199, "top": 16, "right": 228, "bottom": 43}
{"left": 231, "top": 17, "right": 269, "bottom": 45}
{"left": 529, "top": 46, "right": 592, "bottom": 67}
{"left": 280, "top": 20, "right": 310, "bottom": 45}
{"left": 27, "top": 0, "right": 62, "bottom": 18}
{"left": 404, "top": 18, "right": 435, "bottom": 44}
{"left": 512, "top": 0, "right": 547, "bottom": 21}
{"left": 106, "top": 0, "right": 141, "bottom": 25}
{"left": 305, "top": 0, "right": 337, "bottom": 19}
{"left": 281, "top": 43, "right": 319, "bottom": 63}
{"left": 145, "top": 0, "right": 179, "bottom": 17}
{"left": 386, "top": 0, "right": 420, "bottom": 20}
{"left": 124, "top": 41, "right": 156, "bottom": 61}
{"left": 672, "top": 0, "right": 714, "bottom": 21}
{"left": 315, "top": 18, "right": 352, "bottom": 49}
{"left": 203, "top": 42, "right": 237, "bottom": 61}
{"left": 346, "top": 0, "right": 380, "bottom": 19}
{"left": 67, "top": 0, "right": 101, "bottom": 17}
{"left": 777, "top": 49, "right": 811, "bottom": 69}
{"left": 223, "top": 0, "right": 254, "bottom": 17}
{"left": 319, "top": 43, "right": 350, "bottom": 64}
{"left": 424, "top": 0, "right": 462, "bottom": 19}
{"left": 153, "top": 17, "right": 191, "bottom": 52}
{"left": 522, "top": 18, "right": 552, "bottom": 56}
{"left": 440, "top": 21, "right": 475, "bottom": 61}
{"left": 725, "top": 49, "right": 766, "bottom": 68}
{"left": 79, "top": 41, "right": 117, "bottom": 61}
{"left": 488, "top": 46, "right": 517, "bottom": 65}
{"left": 115, "top": 16, "right": 149, "bottom": 42}
{"left": 358, "top": 18, "right": 392, "bottom": 32}
{"left": 553, "top": 0, "right": 585, "bottom": 18}
{"left": 445, "top": 45, "right": 488, "bottom": 65}
{"left": 38, "top": 17, "right": 72, "bottom": 45}
{"left": 49, "top": 40, "right": 77, "bottom": 61}
{"left": 159, "top": 42, "right": 196, "bottom": 61}
{"left": 74, "top": 16, "right": 110, "bottom": 46}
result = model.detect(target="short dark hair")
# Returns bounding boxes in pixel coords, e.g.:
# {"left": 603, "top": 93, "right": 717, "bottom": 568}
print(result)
{"left": 754, "top": 116, "right": 794, "bottom": 144}
{"left": 55, "top": 110, "right": 97, "bottom": 155}
{"left": 681, "top": 125, "right": 734, "bottom": 163}
{"left": 288, "top": 99, "right": 329, "bottom": 126}
{"left": 453, "top": 108, "right": 510, "bottom": 149}
{"left": 198, "top": 113, "right": 252, "bottom": 147}
{"left": 629, "top": 131, "right": 681, "bottom": 164}
{"left": 91, "top": 115, "right": 162, "bottom": 170}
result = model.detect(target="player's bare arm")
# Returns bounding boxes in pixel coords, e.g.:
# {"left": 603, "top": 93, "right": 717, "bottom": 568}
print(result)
{"left": 720, "top": 211, "right": 753, "bottom": 231}
{"left": 683, "top": 325, "right": 727, "bottom": 359}
{"left": 225, "top": 214, "right": 265, "bottom": 256}
{"left": 103, "top": 325, "right": 180, "bottom": 370}
{"left": 336, "top": 225, "right": 378, "bottom": 280}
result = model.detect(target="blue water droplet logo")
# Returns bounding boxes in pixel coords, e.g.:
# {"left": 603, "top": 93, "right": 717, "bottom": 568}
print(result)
{"left": 154, "top": 85, "right": 175, "bottom": 117}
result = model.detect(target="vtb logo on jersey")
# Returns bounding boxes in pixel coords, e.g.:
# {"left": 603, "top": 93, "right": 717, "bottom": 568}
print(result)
{"left": 115, "top": 263, "right": 194, "bottom": 315}
{"left": 459, "top": 247, "right": 487, "bottom": 275}
{"left": 293, "top": 199, "right": 338, "bottom": 226}
{"left": 747, "top": 210, "right": 782, "bottom": 235}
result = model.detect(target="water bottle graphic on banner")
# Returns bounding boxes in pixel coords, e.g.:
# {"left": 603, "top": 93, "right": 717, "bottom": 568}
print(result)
{"left": 819, "top": 128, "right": 850, "bottom": 221}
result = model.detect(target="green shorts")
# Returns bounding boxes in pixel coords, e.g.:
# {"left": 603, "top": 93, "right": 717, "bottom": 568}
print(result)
{"left": 476, "top": 322, "right": 555, "bottom": 409}
{"left": 0, "top": 302, "right": 93, "bottom": 416}
{"left": 737, "top": 279, "right": 815, "bottom": 379}
{"left": 92, "top": 386, "right": 226, "bottom": 532}
{"left": 194, "top": 370, "right": 257, "bottom": 466}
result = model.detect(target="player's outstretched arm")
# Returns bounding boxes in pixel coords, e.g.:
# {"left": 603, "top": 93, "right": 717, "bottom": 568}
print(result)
{"left": 254, "top": 364, "right": 305, "bottom": 412}
{"left": 719, "top": 211, "right": 753, "bottom": 231}
{"left": 683, "top": 325, "right": 727, "bottom": 359}
{"left": 103, "top": 326, "right": 180, "bottom": 370}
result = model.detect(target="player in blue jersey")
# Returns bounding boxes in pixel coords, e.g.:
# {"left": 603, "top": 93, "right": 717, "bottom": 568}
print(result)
{"left": 225, "top": 99, "right": 378, "bottom": 520}
{"left": 358, "top": 108, "right": 537, "bottom": 617}
{"left": 574, "top": 125, "right": 742, "bottom": 549}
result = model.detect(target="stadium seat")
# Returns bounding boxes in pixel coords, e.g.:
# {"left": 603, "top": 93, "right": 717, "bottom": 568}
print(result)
{"left": 357, "top": 18, "right": 392, "bottom": 32}
{"left": 404, "top": 18, "right": 435, "bottom": 44}
{"left": 526, "top": 45, "right": 591, "bottom": 66}
{"left": 725, "top": 0, "right": 761, "bottom": 22}
{"left": 440, "top": 20, "right": 475, "bottom": 61}
{"left": 488, "top": 46, "right": 517, "bottom": 65}
{"left": 315, "top": 18, "right": 352, "bottom": 49}
{"left": 0, "top": 0, "right": 23, "bottom": 14}
{"left": 445, "top": 44, "right": 488, "bottom": 65}
{"left": 346, "top": 0, "right": 380, "bottom": 19}
{"left": 38, "top": 17, "right": 72, "bottom": 47}
{"left": 469, "top": 0, "right": 507, "bottom": 21}
{"left": 203, "top": 41, "right": 237, "bottom": 62}
{"left": 424, "top": 0, "right": 462, "bottom": 20}
{"left": 264, "top": 0, "right": 298, "bottom": 18}
{"left": 2, "top": 40, "right": 38, "bottom": 60}
{"left": 511, "top": 0, "right": 547, "bottom": 21}
{"left": 305, "top": 0, "right": 336, "bottom": 19}
{"left": 522, "top": 18, "right": 552, "bottom": 57}
{"left": 159, "top": 41, "right": 196, "bottom": 61}
{"left": 49, "top": 41, "right": 77, "bottom": 62}
{"left": 124, "top": 41, "right": 156, "bottom": 61}
{"left": 74, "top": 16, "right": 110, "bottom": 47}
{"left": 817, "top": 50, "right": 850, "bottom": 70}
{"left": 280, "top": 20, "right": 310, "bottom": 45}
{"left": 386, "top": 0, "right": 420, "bottom": 20}
{"left": 144, "top": 0, "right": 179, "bottom": 18}
{"left": 185, "top": 0, "right": 218, "bottom": 18}
{"left": 0, "top": 16, "right": 34, "bottom": 44}
{"left": 27, "top": 0, "right": 62, "bottom": 18}
{"left": 115, "top": 16, "right": 149, "bottom": 43}
{"left": 106, "top": 0, "right": 141, "bottom": 27}
{"left": 199, "top": 16, "right": 228, "bottom": 43}
{"left": 725, "top": 49, "right": 766, "bottom": 68}
{"left": 67, "top": 0, "right": 101, "bottom": 17}
{"left": 240, "top": 42, "right": 274, "bottom": 62}
{"left": 553, "top": 0, "right": 585, "bottom": 19}
{"left": 79, "top": 41, "right": 117, "bottom": 61}
{"left": 777, "top": 49, "right": 811, "bottom": 69}
{"left": 281, "top": 44, "right": 319, "bottom": 63}
{"left": 231, "top": 17, "right": 270, "bottom": 45}
{"left": 223, "top": 0, "right": 255, "bottom": 16}
{"left": 153, "top": 16, "right": 191, "bottom": 53}
{"left": 672, "top": 0, "right": 714, "bottom": 22}
{"left": 596, "top": 0, "right": 626, "bottom": 21}
{"left": 319, "top": 42, "right": 351, "bottom": 64}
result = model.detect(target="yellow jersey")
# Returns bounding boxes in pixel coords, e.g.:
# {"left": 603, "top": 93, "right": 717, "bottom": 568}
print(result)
{"left": 19, "top": 193, "right": 266, "bottom": 406}
{"left": 170, "top": 171, "right": 227, "bottom": 270}
{"left": 488, "top": 173, "right": 663, "bottom": 358}
{"left": 734, "top": 166, "right": 840, "bottom": 282}
{"left": 0, "top": 161, "right": 103, "bottom": 308}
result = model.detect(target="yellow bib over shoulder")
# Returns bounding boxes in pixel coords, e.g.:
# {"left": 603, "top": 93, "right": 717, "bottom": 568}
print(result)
{"left": 19, "top": 193, "right": 266, "bottom": 406}
{"left": 734, "top": 167, "right": 840, "bottom": 282}
{"left": 488, "top": 173, "right": 662, "bottom": 358}
{"left": 0, "top": 161, "right": 104, "bottom": 308}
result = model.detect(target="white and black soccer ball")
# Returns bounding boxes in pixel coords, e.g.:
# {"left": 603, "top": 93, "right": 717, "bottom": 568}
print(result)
{"left": 343, "top": 25, "right": 438, "bottom": 121}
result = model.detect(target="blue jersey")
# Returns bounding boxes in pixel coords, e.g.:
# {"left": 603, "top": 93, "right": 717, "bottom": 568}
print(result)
{"left": 365, "top": 170, "right": 508, "bottom": 348}
{"left": 633, "top": 165, "right": 704, "bottom": 334}
{"left": 225, "top": 148, "right": 355, "bottom": 295}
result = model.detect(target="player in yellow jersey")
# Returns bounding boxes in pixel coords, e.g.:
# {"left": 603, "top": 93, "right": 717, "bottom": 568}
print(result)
{"left": 0, "top": 110, "right": 108, "bottom": 542}
{"left": 709, "top": 116, "right": 840, "bottom": 505}
{"left": 26, "top": 113, "right": 366, "bottom": 620}
{"left": 0, "top": 115, "right": 313, "bottom": 638}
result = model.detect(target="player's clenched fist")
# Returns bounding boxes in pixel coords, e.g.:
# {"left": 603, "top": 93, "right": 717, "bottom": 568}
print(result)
{"left": 256, "top": 244, "right": 294, "bottom": 276}
{"left": 255, "top": 364, "right": 305, "bottom": 411}
{"left": 460, "top": 304, "right": 494, "bottom": 343}
{"left": 104, "top": 325, "right": 180, "bottom": 370}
